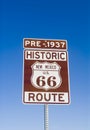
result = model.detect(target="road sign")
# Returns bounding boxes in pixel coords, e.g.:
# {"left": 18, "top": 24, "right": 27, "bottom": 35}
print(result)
{"left": 23, "top": 38, "right": 70, "bottom": 104}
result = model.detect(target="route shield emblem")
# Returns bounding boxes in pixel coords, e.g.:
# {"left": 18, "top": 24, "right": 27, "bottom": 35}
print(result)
{"left": 31, "top": 62, "right": 62, "bottom": 91}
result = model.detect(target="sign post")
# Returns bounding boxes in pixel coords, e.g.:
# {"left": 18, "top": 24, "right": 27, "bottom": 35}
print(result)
{"left": 22, "top": 38, "right": 70, "bottom": 129}
{"left": 44, "top": 104, "right": 49, "bottom": 130}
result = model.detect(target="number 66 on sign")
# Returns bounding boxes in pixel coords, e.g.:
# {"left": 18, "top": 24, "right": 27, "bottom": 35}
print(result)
{"left": 31, "top": 62, "right": 62, "bottom": 91}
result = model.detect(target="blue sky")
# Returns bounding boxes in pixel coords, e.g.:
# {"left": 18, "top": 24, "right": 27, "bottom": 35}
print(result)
{"left": 0, "top": 0, "right": 89, "bottom": 130}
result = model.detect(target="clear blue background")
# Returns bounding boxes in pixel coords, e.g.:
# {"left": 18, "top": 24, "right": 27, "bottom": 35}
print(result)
{"left": 0, "top": 0, "right": 89, "bottom": 130}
